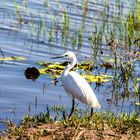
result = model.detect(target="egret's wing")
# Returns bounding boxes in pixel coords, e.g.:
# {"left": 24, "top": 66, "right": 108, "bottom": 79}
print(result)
{"left": 62, "top": 71, "right": 101, "bottom": 109}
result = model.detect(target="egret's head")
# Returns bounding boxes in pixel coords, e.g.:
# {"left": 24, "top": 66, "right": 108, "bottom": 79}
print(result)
{"left": 52, "top": 51, "right": 77, "bottom": 61}
{"left": 61, "top": 52, "right": 76, "bottom": 59}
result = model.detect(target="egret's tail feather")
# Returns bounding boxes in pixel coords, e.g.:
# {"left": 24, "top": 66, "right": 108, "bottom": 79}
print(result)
{"left": 95, "top": 103, "right": 101, "bottom": 109}
{"left": 91, "top": 101, "right": 101, "bottom": 109}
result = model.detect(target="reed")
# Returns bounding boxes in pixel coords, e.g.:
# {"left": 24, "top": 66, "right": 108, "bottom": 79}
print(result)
{"left": 14, "top": 0, "right": 22, "bottom": 25}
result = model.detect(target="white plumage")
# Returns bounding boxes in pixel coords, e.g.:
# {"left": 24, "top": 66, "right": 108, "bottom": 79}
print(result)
{"left": 52, "top": 51, "right": 101, "bottom": 117}
{"left": 62, "top": 71, "right": 100, "bottom": 109}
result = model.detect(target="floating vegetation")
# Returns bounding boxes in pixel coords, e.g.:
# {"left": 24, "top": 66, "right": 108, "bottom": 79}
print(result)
{"left": 0, "top": 56, "right": 27, "bottom": 61}
{"left": 25, "top": 60, "right": 114, "bottom": 83}
{"left": 81, "top": 74, "right": 113, "bottom": 83}
{"left": 34, "top": 61, "right": 113, "bottom": 83}
{"left": 135, "top": 102, "right": 140, "bottom": 106}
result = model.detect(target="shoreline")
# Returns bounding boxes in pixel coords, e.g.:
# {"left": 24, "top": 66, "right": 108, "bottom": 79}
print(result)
{"left": 1, "top": 111, "right": 140, "bottom": 140}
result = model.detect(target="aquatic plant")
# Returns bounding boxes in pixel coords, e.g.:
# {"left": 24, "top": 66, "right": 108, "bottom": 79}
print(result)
{"left": 35, "top": 61, "right": 113, "bottom": 84}
{"left": 23, "top": 0, "right": 29, "bottom": 15}
{"left": 14, "top": 0, "right": 22, "bottom": 25}
{"left": 77, "top": 0, "right": 89, "bottom": 51}
{"left": 61, "top": 11, "right": 70, "bottom": 47}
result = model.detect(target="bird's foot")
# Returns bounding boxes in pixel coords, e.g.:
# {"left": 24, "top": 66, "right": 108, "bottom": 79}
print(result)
{"left": 62, "top": 110, "right": 73, "bottom": 121}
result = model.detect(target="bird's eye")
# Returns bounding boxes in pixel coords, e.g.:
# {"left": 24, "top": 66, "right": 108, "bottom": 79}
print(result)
{"left": 65, "top": 54, "right": 68, "bottom": 57}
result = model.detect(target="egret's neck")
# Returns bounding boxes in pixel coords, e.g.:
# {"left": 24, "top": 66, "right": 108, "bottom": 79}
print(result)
{"left": 62, "top": 56, "right": 77, "bottom": 76}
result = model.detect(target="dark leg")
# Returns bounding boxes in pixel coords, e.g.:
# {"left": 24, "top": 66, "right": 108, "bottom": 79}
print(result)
{"left": 68, "top": 98, "right": 75, "bottom": 118}
{"left": 90, "top": 107, "right": 93, "bottom": 117}
{"left": 62, "top": 111, "right": 66, "bottom": 121}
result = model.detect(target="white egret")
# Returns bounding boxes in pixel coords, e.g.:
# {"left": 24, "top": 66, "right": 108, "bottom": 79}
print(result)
{"left": 52, "top": 51, "right": 101, "bottom": 118}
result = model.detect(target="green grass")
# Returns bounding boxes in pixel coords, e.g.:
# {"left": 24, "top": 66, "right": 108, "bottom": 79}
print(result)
{"left": 1, "top": 109, "right": 140, "bottom": 139}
